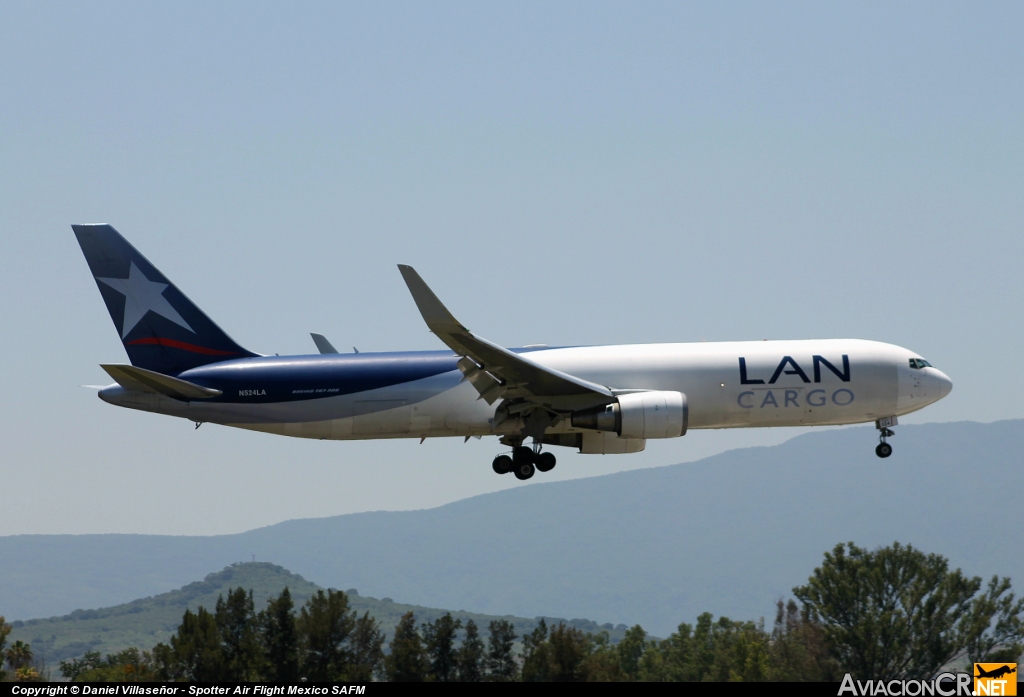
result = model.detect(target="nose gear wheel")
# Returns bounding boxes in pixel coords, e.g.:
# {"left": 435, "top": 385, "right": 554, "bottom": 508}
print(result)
{"left": 875, "top": 425, "right": 895, "bottom": 458}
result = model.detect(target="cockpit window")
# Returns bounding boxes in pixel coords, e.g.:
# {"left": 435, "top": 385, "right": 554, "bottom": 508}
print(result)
{"left": 909, "top": 358, "right": 933, "bottom": 369}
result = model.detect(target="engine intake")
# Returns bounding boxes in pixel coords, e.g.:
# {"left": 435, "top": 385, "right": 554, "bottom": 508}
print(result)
{"left": 571, "top": 391, "right": 688, "bottom": 439}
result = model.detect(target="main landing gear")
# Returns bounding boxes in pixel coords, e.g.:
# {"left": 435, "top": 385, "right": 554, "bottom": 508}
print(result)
{"left": 875, "top": 417, "right": 897, "bottom": 458}
{"left": 491, "top": 443, "right": 557, "bottom": 480}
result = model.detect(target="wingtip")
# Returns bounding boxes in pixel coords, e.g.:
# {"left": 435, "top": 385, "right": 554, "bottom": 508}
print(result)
{"left": 397, "top": 264, "right": 424, "bottom": 287}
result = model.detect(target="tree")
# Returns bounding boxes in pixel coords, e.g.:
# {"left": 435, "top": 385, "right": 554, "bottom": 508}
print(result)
{"left": 548, "top": 623, "right": 589, "bottom": 681}
{"left": 698, "top": 616, "right": 771, "bottom": 682}
{"left": 456, "top": 619, "right": 485, "bottom": 682}
{"left": 769, "top": 599, "right": 840, "bottom": 681}
{"left": 794, "top": 541, "right": 1024, "bottom": 679}
{"left": 260, "top": 587, "right": 300, "bottom": 681}
{"left": 298, "top": 589, "right": 356, "bottom": 681}
{"left": 6, "top": 640, "right": 34, "bottom": 673}
{"left": 617, "top": 625, "right": 647, "bottom": 680}
{"left": 579, "top": 631, "right": 625, "bottom": 681}
{"left": 67, "top": 648, "right": 158, "bottom": 682}
{"left": 520, "top": 619, "right": 551, "bottom": 682}
{"left": 637, "top": 613, "right": 771, "bottom": 682}
{"left": 485, "top": 619, "right": 518, "bottom": 681}
{"left": 959, "top": 575, "right": 1024, "bottom": 664}
{"left": 521, "top": 621, "right": 639, "bottom": 682}
{"left": 386, "top": 612, "right": 427, "bottom": 682}
{"left": 154, "top": 607, "right": 226, "bottom": 681}
{"left": 348, "top": 612, "right": 386, "bottom": 681}
{"left": 151, "top": 643, "right": 175, "bottom": 680}
{"left": 422, "top": 613, "right": 462, "bottom": 682}
{"left": 638, "top": 620, "right": 698, "bottom": 682}
{"left": 14, "top": 666, "right": 42, "bottom": 682}
{"left": 0, "top": 616, "right": 11, "bottom": 681}
{"left": 60, "top": 651, "right": 104, "bottom": 681}
{"left": 215, "top": 588, "right": 262, "bottom": 680}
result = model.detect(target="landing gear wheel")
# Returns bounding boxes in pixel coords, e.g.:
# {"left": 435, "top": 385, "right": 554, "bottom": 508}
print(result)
{"left": 492, "top": 455, "right": 513, "bottom": 474}
{"left": 513, "top": 461, "right": 536, "bottom": 480}
{"left": 535, "top": 452, "right": 556, "bottom": 472}
{"left": 512, "top": 446, "right": 535, "bottom": 465}
{"left": 874, "top": 421, "right": 896, "bottom": 460}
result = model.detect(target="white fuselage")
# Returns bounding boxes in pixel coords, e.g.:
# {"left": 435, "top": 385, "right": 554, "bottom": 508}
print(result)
{"left": 101, "top": 338, "right": 952, "bottom": 449}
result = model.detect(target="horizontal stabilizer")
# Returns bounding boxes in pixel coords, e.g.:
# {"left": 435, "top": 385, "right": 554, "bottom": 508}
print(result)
{"left": 101, "top": 364, "right": 222, "bottom": 401}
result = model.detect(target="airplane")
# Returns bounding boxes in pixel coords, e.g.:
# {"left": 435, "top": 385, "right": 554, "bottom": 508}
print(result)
{"left": 74, "top": 224, "right": 953, "bottom": 480}
{"left": 975, "top": 665, "right": 1016, "bottom": 680}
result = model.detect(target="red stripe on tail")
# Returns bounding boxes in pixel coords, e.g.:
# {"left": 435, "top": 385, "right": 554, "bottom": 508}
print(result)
{"left": 126, "top": 337, "right": 238, "bottom": 356}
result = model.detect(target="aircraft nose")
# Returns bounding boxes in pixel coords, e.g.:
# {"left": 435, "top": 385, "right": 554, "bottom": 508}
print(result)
{"left": 930, "top": 369, "right": 953, "bottom": 400}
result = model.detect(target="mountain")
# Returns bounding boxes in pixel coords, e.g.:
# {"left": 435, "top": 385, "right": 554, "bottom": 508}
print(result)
{"left": 6, "top": 562, "right": 626, "bottom": 664}
{"left": 3, "top": 420, "right": 1022, "bottom": 638}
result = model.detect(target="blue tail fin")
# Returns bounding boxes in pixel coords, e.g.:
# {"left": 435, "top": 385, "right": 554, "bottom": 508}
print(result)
{"left": 73, "top": 224, "right": 257, "bottom": 375}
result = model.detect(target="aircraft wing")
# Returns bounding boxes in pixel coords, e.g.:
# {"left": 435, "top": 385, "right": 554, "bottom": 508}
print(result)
{"left": 398, "top": 265, "right": 614, "bottom": 411}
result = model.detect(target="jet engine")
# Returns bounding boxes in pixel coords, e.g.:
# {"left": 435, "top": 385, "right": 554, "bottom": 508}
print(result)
{"left": 571, "top": 391, "right": 688, "bottom": 439}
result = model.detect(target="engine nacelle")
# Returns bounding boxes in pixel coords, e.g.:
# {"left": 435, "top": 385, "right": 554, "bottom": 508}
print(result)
{"left": 571, "top": 391, "right": 688, "bottom": 439}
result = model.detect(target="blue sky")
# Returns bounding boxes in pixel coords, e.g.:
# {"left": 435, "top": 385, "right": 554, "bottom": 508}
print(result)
{"left": 1, "top": 2, "right": 1022, "bottom": 535}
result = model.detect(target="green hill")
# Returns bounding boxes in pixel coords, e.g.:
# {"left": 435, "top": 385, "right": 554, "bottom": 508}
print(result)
{"left": 7, "top": 562, "right": 629, "bottom": 664}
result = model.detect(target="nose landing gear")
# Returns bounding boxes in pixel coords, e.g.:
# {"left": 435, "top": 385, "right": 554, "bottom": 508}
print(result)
{"left": 491, "top": 440, "right": 557, "bottom": 479}
{"left": 875, "top": 417, "right": 897, "bottom": 458}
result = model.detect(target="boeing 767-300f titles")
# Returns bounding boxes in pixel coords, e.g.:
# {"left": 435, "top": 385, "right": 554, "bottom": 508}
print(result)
{"left": 74, "top": 224, "right": 953, "bottom": 480}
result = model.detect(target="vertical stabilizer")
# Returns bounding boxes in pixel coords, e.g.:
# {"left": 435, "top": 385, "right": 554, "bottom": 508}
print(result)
{"left": 73, "top": 224, "right": 257, "bottom": 375}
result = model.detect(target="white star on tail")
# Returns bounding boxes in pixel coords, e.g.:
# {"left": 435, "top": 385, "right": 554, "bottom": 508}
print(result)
{"left": 97, "top": 262, "right": 194, "bottom": 338}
